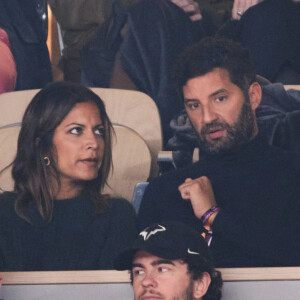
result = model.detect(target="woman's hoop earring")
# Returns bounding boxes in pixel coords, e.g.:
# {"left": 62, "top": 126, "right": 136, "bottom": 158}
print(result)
{"left": 43, "top": 156, "right": 50, "bottom": 166}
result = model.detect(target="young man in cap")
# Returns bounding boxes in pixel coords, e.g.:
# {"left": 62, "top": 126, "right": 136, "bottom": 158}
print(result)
{"left": 115, "top": 221, "right": 222, "bottom": 300}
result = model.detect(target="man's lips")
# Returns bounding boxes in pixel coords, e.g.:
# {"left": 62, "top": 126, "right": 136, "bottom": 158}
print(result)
{"left": 140, "top": 295, "right": 163, "bottom": 300}
{"left": 208, "top": 129, "right": 226, "bottom": 139}
{"left": 140, "top": 290, "right": 163, "bottom": 300}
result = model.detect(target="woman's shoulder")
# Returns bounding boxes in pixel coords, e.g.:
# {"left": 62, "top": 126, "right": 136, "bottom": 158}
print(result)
{"left": 0, "top": 191, "right": 15, "bottom": 204}
{"left": 106, "top": 197, "right": 137, "bottom": 221}
{"left": 0, "top": 192, "right": 16, "bottom": 218}
{"left": 106, "top": 197, "right": 137, "bottom": 236}
{"left": 108, "top": 197, "right": 135, "bottom": 213}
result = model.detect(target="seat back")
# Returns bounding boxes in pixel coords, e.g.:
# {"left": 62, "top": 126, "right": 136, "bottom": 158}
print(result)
{"left": 0, "top": 88, "right": 162, "bottom": 177}
{"left": 0, "top": 124, "right": 21, "bottom": 192}
{"left": 284, "top": 85, "right": 300, "bottom": 91}
{"left": 0, "top": 90, "right": 38, "bottom": 126}
{"left": 0, "top": 123, "right": 151, "bottom": 202}
{"left": 102, "top": 124, "right": 151, "bottom": 201}
{"left": 91, "top": 88, "right": 162, "bottom": 177}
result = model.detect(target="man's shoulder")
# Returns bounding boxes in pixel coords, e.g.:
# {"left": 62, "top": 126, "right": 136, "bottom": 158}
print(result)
{"left": 259, "top": 143, "right": 300, "bottom": 181}
{"left": 273, "top": 147, "right": 300, "bottom": 168}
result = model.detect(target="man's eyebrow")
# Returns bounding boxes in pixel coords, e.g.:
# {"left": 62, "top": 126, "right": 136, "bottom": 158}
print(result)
{"left": 210, "top": 88, "right": 227, "bottom": 98}
{"left": 151, "top": 259, "right": 175, "bottom": 267}
{"left": 132, "top": 263, "right": 144, "bottom": 269}
{"left": 132, "top": 259, "right": 175, "bottom": 269}
{"left": 184, "top": 98, "right": 198, "bottom": 103}
{"left": 184, "top": 88, "right": 228, "bottom": 103}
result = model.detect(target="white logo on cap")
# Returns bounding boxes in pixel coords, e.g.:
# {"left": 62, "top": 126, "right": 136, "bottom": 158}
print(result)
{"left": 139, "top": 225, "right": 166, "bottom": 240}
{"left": 187, "top": 248, "right": 200, "bottom": 255}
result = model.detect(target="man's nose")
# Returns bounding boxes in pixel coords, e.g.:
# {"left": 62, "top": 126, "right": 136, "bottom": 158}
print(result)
{"left": 141, "top": 272, "right": 157, "bottom": 288}
{"left": 202, "top": 104, "right": 217, "bottom": 124}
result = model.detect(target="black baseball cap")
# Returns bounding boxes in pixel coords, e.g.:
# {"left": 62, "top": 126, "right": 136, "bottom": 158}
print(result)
{"left": 114, "top": 221, "right": 214, "bottom": 270}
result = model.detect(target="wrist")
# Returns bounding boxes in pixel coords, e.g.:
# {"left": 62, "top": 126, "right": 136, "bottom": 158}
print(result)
{"left": 207, "top": 209, "right": 219, "bottom": 226}
{"left": 200, "top": 206, "right": 220, "bottom": 226}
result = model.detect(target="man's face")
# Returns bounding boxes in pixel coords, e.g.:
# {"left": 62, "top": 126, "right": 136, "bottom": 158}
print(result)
{"left": 132, "top": 251, "right": 194, "bottom": 300}
{"left": 183, "top": 68, "right": 257, "bottom": 155}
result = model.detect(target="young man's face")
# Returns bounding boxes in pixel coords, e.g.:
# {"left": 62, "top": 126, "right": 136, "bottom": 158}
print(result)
{"left": 183, "top": 68, "right": 260, "bottom": 155}
{"left": 132, "top": 251, "right": 194, "bottom": 300}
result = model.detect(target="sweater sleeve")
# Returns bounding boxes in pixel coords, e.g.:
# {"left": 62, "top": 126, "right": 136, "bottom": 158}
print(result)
{"left": 98, "top": 198, "right": 137, "bottom": 269}
{"left": 211, "top": 180, "right": 300, "bottom": 267}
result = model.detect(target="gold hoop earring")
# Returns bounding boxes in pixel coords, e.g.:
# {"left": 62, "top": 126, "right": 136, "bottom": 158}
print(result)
{"left": 43, "top": 156, "right": 50, "bottom": 166}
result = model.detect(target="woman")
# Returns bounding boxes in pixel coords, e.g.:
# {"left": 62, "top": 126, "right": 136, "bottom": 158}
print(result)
{"left": 0, "top": 82, "right": 137, "bottom": 271}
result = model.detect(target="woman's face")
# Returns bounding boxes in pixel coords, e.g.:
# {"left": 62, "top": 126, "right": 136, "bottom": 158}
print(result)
{"left": 52, "top": 102, "right": 105, "bottom": 192}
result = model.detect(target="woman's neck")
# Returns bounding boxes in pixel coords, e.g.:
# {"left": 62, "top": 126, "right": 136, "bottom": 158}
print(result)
{"left": 55, "top": 179, "right": 84, "bottom": 200}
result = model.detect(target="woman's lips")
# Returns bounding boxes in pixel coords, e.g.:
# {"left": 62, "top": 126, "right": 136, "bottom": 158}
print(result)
{"left": 80, "top": 158, "right": 99, "bottom": 165}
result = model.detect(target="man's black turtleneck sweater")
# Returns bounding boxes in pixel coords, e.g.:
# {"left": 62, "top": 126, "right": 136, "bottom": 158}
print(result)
{"left": 138, "top": 133, "right": 300, "bottom": 267}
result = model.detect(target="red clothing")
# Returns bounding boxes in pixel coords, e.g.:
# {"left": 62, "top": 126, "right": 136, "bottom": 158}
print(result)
{"left": 0, "top": 28, "right": 17, "bottom": 94}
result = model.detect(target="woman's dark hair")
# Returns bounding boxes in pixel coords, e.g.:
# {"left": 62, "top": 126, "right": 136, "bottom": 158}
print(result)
{"left": 175, "top": 37, "right": 257, "bottom": 96}
{"left": 12, "top": 81, "right": 113, "bottom": 222}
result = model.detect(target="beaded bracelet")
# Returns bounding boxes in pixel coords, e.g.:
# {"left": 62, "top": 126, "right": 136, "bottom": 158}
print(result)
{"left": 200, "top": 206, "right": 220, "bottom": 225}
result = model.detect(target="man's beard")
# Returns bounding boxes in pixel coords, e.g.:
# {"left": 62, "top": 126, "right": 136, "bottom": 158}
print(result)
{"left": 136, "top": 278, "right": 194, "bottom": 300}
{"left": 196, "top": 97, "right": 256, "bottom": 155}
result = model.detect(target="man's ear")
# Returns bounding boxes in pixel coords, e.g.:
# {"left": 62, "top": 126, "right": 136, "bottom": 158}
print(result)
{"left": 193, "top": 272, "right": 211, "bottom": 299}
{"left": 248, "top": 82, "right": 262, "bottom": 111}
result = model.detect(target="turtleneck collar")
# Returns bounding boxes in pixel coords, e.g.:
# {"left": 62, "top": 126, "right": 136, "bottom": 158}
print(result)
{"left": 198, "top": 132, "right": 269, "bottom": 162}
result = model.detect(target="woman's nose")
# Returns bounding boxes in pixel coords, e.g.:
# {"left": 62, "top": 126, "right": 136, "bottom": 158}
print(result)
{"left": 85, "top": 131, "right": 98, "bottom": 149}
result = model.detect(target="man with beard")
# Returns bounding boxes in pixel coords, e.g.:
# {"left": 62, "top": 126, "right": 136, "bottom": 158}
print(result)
{"left": 137, "top": 37, "right": 300, "bottom": 267}
{"left": 115, "top": 221, "right": 222, "bottom": 300}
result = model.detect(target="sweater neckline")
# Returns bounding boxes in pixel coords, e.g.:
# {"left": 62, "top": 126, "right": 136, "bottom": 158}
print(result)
{"left": 198, "top": 133, "right": 268, "bottom": 163}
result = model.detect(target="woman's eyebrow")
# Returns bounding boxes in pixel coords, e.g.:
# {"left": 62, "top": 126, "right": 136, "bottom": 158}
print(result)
{"left": 64, "top": 122, "right": 104, "bottom": 128}
{"left": 65, "top": 122, "right": 84, "bottom": 127}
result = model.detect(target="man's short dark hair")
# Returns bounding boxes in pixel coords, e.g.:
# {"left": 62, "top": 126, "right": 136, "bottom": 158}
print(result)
{"left": 186, "top": 260, "right": 222, "bottom": 300}
{"left": 175, "top": 37, "right": 257, "bottom": 94}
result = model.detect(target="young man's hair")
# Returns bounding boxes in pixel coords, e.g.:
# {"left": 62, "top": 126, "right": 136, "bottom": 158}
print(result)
{"left": 187, "top": 261, "right": 222, "bottom": 300}
{"left": 175, "top": 37, "right": 257, "bottom": 95}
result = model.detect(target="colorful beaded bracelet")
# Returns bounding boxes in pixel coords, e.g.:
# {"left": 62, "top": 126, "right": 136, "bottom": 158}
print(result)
{"left": 200, "top": 206, "right": 220, "bottom": 225}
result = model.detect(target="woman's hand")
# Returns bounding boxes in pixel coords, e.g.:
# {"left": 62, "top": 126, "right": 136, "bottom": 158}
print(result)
{"left": 178, "top": 176, "right": 217, "bottom": 219}
{"left": 169, "top": 0, "right": 202, "bottom": 21}
{"left": 231, "top": 0, "right": 263, "bottom": 20}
